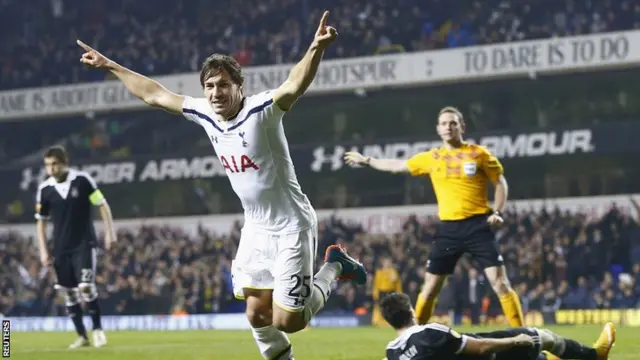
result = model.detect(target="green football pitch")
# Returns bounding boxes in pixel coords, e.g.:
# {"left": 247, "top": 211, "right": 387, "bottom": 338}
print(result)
{"left": 10, "top": 325, "right": 636, "bottom": 360}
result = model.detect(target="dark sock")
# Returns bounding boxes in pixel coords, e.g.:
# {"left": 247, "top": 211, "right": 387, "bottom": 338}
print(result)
{"left": 87, "top": 299, "right": 103, "bottom": 330}
{"left": 561, "top": 338, "right": 597, "bottom": 360}
{"left": 537, "top": 354, "right": 547, "bottom": 360}
{"left": 67, "top": 304, "right": 88, "bottom": 339}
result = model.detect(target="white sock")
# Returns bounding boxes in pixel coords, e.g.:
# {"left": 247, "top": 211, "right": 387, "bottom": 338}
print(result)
{"left": 251, "top": 325, "right": 292, "bottom": 360}
{"left": 303, "top": 262, "right": 341, "bottom": 322}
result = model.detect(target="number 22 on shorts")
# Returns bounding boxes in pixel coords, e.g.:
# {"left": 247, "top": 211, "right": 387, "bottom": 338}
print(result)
{"left": 81, "top": 269, "right": 93, "bottom": 283}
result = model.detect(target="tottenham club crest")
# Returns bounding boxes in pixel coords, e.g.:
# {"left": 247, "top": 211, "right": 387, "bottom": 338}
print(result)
{"left": 239, "top": 132, "right": 248, "bottom": 147}
{"left": 71, "top": 187, "right": 79, "bottom": 198}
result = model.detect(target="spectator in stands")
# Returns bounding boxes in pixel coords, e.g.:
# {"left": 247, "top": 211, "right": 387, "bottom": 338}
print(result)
{"left": 1, "top": 204, "right": 639, "bottom": 321}
{"left": 2, "top": 0, "right": 639, "bottom": 90}
{"left": 372, "top": 257, "right": 402, "bottom": 327}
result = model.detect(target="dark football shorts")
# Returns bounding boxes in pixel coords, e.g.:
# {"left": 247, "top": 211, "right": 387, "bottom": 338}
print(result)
{"left": 53, "top": 246, "right": 96, "bottom": 288}
{"left": 427, "top": 212, "right": 504, "bottom": 275}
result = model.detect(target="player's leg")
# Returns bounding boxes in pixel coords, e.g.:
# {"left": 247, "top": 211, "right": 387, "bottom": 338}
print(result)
{"left": 53, "top": 254, "right": 89, "bottom": 349}
{"left": 468, "top": 224, "right": 524, "bottom": 326}
{"left": 468, "top": 327, "right": 542, "bottom": 360}
{"left": 271, "top": 227, "right": 366, "bottom": 333}
{"left": 537, "top": 323, "right": 615, "bottom": 360}
{"left": 233, "top": 228, "right": 294, "bottom": 360}
{"left": 415, "top": 237, "right": 460, "bottom": 324}
{"left": 74, "top": 247, "right": 106, "bottom": 347}
{"left": 242, "top": 289, "right": 294, "bottom": 360}
{"left": 271, "top": 227, "right": 324, "bottom": 333}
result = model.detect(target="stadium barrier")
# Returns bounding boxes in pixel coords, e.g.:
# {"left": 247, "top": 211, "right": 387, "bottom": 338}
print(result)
{"left": 6, "top": 309, "right": 639, "bottom": 332}
{"left": 554, "top": 309, "right": 640, "bottom": 326}
{"left": 1, "top": 29, "right": 638, "bottom": 120}
{"left": 2, "top": 193, "right": 639, "bottom": 238}
{"left": 4, "top": 314, "right": 365, "bottom": 332}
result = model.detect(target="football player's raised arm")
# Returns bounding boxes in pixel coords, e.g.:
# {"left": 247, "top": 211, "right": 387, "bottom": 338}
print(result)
{"left": 272, "top": 11, "right": 337, "bottom": 111}
{"left": 77, "top": 40, "right": 184, "bottom": 114}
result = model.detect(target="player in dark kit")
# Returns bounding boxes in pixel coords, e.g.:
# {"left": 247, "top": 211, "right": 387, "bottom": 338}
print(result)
{"left": 35, "top": 146, "right": 116, "bottom": 349}
{"left": 381, "top": 293, "right": 616, "bottom": 360}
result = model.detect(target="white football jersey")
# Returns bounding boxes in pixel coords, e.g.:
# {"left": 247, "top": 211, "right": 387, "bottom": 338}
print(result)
{"left": 182, "top": 90, "right": 316, "bottom": 232}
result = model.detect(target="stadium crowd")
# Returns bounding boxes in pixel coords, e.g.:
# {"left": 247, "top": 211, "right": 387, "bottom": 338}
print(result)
{"left": 2, "top": 203, "right": 639, "bottom": 319}
{"left": 2, "top": 0, "right": 639, "bottom": 90}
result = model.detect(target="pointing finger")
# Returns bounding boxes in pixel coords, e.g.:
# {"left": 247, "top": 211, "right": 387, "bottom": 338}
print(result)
{"left": 318, "top": 10, "right": 329, "bottom": 30}
{"left": 76, "top": 39, "right": 94, "bottom": 52}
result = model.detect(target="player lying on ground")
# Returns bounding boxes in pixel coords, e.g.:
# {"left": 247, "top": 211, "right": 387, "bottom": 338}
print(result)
{"left": 36, "top": 146, "right": 116, "bottom": 349}
{"left": 77, "top": 10, "right": 366, "bottom": 360}
{"left": 345, "top": 107, "right": 525, "bottom": 327}
{"left": 381, "top": 293, "right": 615, "bottom": 360}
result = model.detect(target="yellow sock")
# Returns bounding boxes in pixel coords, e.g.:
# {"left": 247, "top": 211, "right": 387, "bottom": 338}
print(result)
{"left": 414, "top": 295, "right": 437, "bottom": 325}
{"left": 498, "top": 289, "right": 525, "bottom": 326}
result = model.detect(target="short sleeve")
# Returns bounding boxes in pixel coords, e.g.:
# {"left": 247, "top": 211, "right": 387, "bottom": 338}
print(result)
{"left": 406, "top": 151, "right": 433, "bottom": 176}
{"left": 252, "top": 90, "right": 286, "bottom": 127}
{"left": 478, "top": 146, "right": 504, "bottom": 183}
{"left": 182, "top": 96, "right": 214, "bottom": 126}
{"left": 35, "top": 185, "right": 50, "bottom": 220}
{"left": 78, "top": 172, "right": 105, "bottom": 206}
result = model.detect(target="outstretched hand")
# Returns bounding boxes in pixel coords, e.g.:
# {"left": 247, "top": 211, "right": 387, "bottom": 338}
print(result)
{"left": 77, "top": 40, "right": 112, "bottom": 69}
{"left": 344, "top": 151, "right": 369, "bottom": 167}
{"left": 313, "top": 11, "right": 338, "bottom": 49}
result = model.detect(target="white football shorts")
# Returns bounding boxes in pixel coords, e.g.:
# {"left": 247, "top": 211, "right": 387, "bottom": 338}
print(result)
{"left": 231, "top": 224, "right": 318, "bottom": 312}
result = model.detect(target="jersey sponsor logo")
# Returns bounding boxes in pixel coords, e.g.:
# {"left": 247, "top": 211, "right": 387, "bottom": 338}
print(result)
{"left": 398, "top": 345, "right": 417, "bottom": 360}
{"left": 219, "top": 155, "right": 259, "bottom": 173}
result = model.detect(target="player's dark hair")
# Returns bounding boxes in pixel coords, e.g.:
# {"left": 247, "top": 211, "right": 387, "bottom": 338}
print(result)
{"left": 44, "top": 145, "right": 68, "bottom": 164}
{"left": 199, "top": 54, "right": 244, "bottom": 87}
{"left": 380, "top": 292, "right": 415, "bottom": 329}
{"left": 438, "top": 106, "right": 466, "bottom": 130}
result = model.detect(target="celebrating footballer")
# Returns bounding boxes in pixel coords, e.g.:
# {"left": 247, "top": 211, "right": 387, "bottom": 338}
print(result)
{"left": 77, "top": 10, "right": 367, "bottom": 360}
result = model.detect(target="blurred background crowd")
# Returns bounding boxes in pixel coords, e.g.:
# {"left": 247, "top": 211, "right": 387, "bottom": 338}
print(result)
{"left": 3, "top": 0, "right": 638, "bottom": 90}
{"left": 2, "top": 203, "right": 639, "bottom": 320}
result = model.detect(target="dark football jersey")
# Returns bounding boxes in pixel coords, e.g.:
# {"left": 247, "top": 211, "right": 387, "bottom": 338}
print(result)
{"left": 35, "top": 169, "right": 105, "bottom": 255}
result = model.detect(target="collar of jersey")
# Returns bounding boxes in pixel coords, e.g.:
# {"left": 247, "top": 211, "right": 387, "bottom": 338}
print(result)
{"left": 439, "top": 141, "right": 470, "bottom": 152}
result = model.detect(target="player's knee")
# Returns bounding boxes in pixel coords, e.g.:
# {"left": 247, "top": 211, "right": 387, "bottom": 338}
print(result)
{"left": 485, "top": 266, "right": 512, "bottom": 295}
{"left": 489, "top": 277, "right": 512, "bottom": 295}
{"left": 78, "top": 283, "right": 98, "bottom": 302}
{"left": 245, "top": 303, "right": 273, "bottom": 328}
{"left": 58, "top": 286, "right": 80, "bottom": 307}
{"left": 538, "top": 328, "right": 564, "bottom": 353}
{"left": 272, "top": 311, "right": 305, "bottom": 334}
{"left": 422, "top": 273, "right": 446, "bottom": 299}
